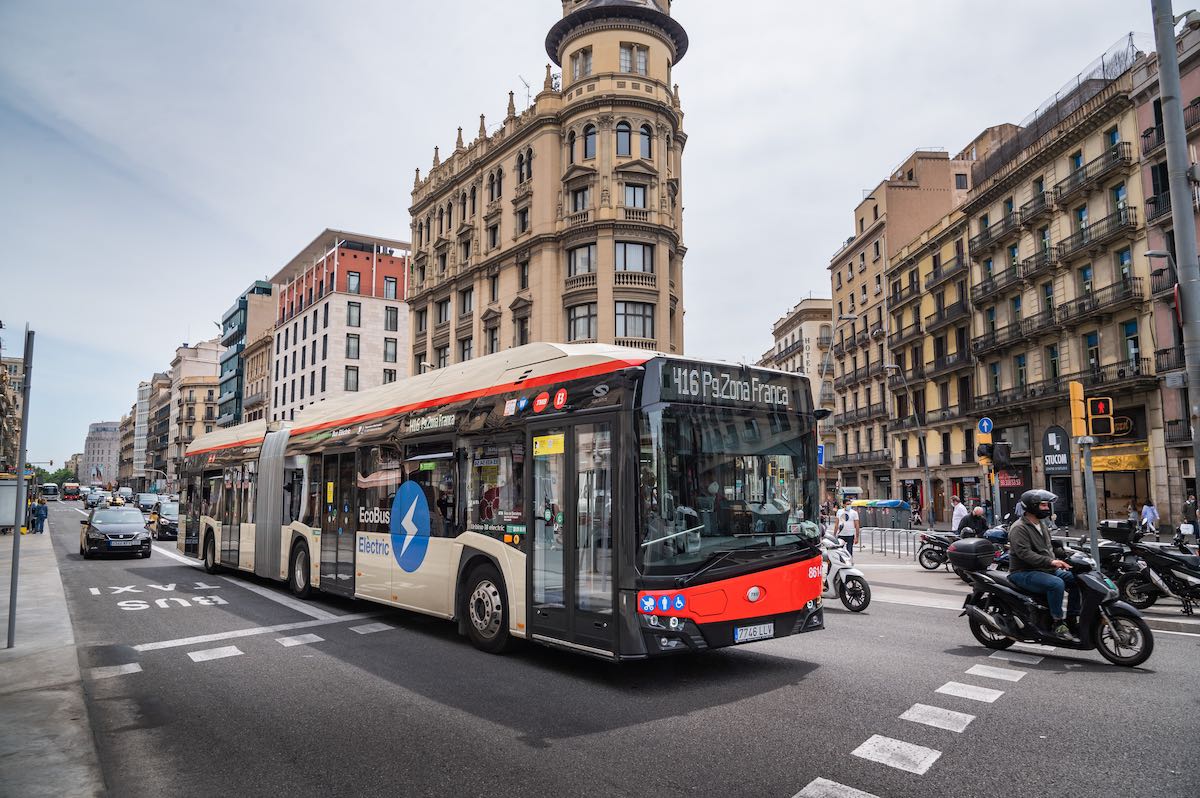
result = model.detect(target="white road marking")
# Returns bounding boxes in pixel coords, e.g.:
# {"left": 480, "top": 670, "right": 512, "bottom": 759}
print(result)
{"left": 219, "top": 575, "right": 336, "bottom": 620}
{"left": 1159, "top": 629, "right": 1200, "bottom": 638}
{"left": 899, "top": 703, "right": 975, "bottom": 733}
{"left": 88, "top": 587, "right": 100, "bottom": 596}
{"left": 88, "top": 663, "right": 143, "bottom": 680}
{"left": 351, "top": 622, "right": 393, "bottom": 635}
{"left": 936, "top": 681, "right": 1004, "bottom": 703}
{"left": 1013, "top": 642, "right": 1056, "bottom": 653}
{"left": 851, "top": 734, "right": 941, "bottom": 775}
{"left": 276, "top": 633, "right": 324, "bottom": 647}
{"left": 989, "top": 650, "right": 1044, "bottom": 665}
{"left": 187, "top": 645, "right": 243, "bottom": 663}
{"left": 965, "top": 663, "right": 1026, "bottom": 682}
{"left": 794, "top": 777, "right": 882, "bottom": 798}
{"left": 153, "top": 544, "right": 203, "bottom": 568}
{"left": 132, "top": 612, "right": 380, "bottom": 652}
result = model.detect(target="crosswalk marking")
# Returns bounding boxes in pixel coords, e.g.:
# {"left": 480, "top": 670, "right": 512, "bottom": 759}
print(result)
{"left": 899, "top": 703, "right": 975, "bottom": 733}
{"left": 851, "top": 734, "right": 941, "bottom": 775}
{"left": 350, "top": 622, "right": 393, "bottom": 635}
{"left": 88, "top": 663, "right": 142, "bottom": 680}
{"left": 936, "top": 681, "right": 1004, "bottom": 703}
{"left": 966, "top": 663, "right": 1026, "bottom": 682}
{"left": 276, "top": 633, "right": 324, "bottom": 647}
{"left": 989, "top": 650, "right": 1044, "bottom": 665}
{"left": 188, "top": 645, "right": 243, "bottom": 663}
{"left": 795, "top": 777, "right": 882, "bottom": 798}
{"left": 1013, "top": 643, "right": 1056, "bottom": 653}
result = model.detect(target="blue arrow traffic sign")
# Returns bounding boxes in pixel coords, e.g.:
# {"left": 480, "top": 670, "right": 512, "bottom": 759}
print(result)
{"left": 977, "top": 417, "right": 993, "bottom": 434}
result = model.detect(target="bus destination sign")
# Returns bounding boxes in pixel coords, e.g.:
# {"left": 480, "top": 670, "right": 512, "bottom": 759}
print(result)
{"left": 661, "top": 362, "right": 793, "bottom": 409}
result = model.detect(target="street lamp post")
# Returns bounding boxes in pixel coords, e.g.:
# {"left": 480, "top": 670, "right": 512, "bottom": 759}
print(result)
{"left": 1151, "top": 0, "right": 1200, "bottom": 487}
{"left": 886, "top": 363, "right": 933, "bottom": 530}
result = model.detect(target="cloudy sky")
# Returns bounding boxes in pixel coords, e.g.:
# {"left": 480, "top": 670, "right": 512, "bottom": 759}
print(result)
{"left": 0, "top": 0, "right": 1146, "bottom": 466}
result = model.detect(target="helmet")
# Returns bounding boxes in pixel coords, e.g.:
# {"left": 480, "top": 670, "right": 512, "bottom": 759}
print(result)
{"left": 1019, "top": 489, "right": 1057, "bottom": 520}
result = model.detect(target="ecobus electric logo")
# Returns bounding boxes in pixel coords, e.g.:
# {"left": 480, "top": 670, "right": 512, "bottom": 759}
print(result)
{"left": 390, "top": 481, "right": 430, "bottom": 572}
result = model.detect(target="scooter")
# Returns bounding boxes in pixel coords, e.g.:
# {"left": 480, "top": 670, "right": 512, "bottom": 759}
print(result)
{"left": 1116, "top": 528, "right": 1200, "bottom": 615}
{"left": 954, "top": 540, "right": 1153, "bottom": 667}
{"left": 821, "top": 535, "right": 871, "bottom": 612}
{"left": 917, "top": 530, "right": 959, "bottom": 571}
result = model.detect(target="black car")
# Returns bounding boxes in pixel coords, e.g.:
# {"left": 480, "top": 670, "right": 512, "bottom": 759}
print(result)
{"left": 83, "top": 491, "right": 109, "bottom": 510}
{"left": 79, "top": 507, "right": 152, "bottom": 559}
{"left": 136, "top": 493, "right": 159, "bottom": 513}
{"left": 149, "top": 501, "right": 179, "bottom": 541}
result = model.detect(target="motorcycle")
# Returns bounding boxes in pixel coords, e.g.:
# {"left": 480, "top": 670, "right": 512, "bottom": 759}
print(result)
{"left": 821, "top": 535, "right": 871, "bottom": 611}
{"left": 951, "top": 538, "right": 1154, "bottom": 667}
{"left": 917, "top": 531, "right": 959, "bottom": 571}
{"left": 1114, "top": 527, "right": 1200, "bottom": 615}
{"left": 953, "top": 524, "right": 1011, "bottom": 583}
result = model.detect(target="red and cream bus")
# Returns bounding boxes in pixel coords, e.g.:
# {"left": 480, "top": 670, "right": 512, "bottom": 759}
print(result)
{"left": 180, "top": 343, "right": 825, "bottom": 659}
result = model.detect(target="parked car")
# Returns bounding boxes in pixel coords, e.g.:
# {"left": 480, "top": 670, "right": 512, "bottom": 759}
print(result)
{"left": 149, "top": 501, "right": 179, "bottom": 540}
{"left": 79, "top": 507, "right": 151, "bottom": 559}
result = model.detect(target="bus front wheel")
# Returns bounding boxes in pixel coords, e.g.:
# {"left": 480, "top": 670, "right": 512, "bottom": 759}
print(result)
{"left": 289, "top": 542, "right": 312, "bottom": 599}
{"left": 463, "top": 563, "right": 512, "bottom": 654}
{"left": 203, "top": 535, "right": 218, "bottom": 574}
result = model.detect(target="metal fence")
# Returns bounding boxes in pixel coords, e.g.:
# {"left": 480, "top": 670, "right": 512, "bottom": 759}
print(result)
{"left": 859, "top": 526, "right": 922, "bottom": 559}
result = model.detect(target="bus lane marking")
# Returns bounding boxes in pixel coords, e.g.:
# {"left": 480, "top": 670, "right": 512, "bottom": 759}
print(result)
{"left": 794, "top": 777, "right": 882, "bottom": 798}
{"left": 88, "top": 663, "right": 143, "bottom": 680}
{"left": 850, "top": 734, "right": 941, "bottom": 775}
{"left": 276, "top": 633, "right": 324, "bottom": 647}
{"left": 350, "top": 622, "right": 393, "bottom": 635}
{"left": 188, "top": 646, "right": 243, "bottom": 663}
{"left": 132, "top": 612, "right": 381, "bottom": 652}
{"left": 218, "top": 575, "right": 336, "bottom": 620}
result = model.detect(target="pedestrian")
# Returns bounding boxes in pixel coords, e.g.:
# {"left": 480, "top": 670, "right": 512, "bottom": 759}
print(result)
{"left": 1140, "top": 499, "right": 1159, "bottom": 537}
{"left": 1182, "top": 492, "right": 1197, "bottom": 542}
{"left": 983, "top": 498, "right": 994, "bottom": 526}
{"left": 33, "top": 498, "right": 48, "bottom": 534}
{"left": 958, "top": 506, "right": 988, "bottom": 537}
{"left": 950, "top": 495, "right": 968, "bottom": 532}
{"left": 1126, "top": 501, "right": 1139, "bottom": 524}
{"left": 834, "top": 498, "right": 861, "bottom": 558}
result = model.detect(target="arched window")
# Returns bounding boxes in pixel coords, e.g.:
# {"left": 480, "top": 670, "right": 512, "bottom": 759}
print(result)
{"left": 640, "top": 124, "right": 653, "bottom": 159}
{"left": 568, "top": 131, "right": 576, "bottom": 164}
{"left": 459, "top": 192, "right": 467, "bottom": 219}
{"left": 416, "top": 223, "right": 423, "bottom": 247}
{"left": 516, "top": 153, "right": 525, "bottom": 183}
{"left": 616, "top": 122, "right": 631, "bottom": 157}
{"left": 446, "top": 201, "right": 453, "bottom": 230}
{"left": 488, "top": 173, "right": 496, "bottom": 202}
{"left": 437, "top": 207, "right": 444, "bottom": 235}
{"left": 583, "top": 125, "right": 596, "bottom": 159}
{"left": 525, "top": 147, "right": 533, "bottom": 180}
{"left": 496, "top": 168, "right": 504, "bottom": 197}
{"left": 425, "top": 217, "right": 431, "bottom": 242}
{"left": 469, "top": 185, "right": 477, "bottom": 215}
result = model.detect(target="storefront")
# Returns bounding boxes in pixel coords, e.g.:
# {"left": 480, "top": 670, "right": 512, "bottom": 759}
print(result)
{"left": 1091, "top": 405, "right": 1151, "bottom": 521}
{"left": 996, "top": 465, "right": 1032, "bottom": 519}
{"left": 952, "top": 476, "right": 982, "bottom": 507}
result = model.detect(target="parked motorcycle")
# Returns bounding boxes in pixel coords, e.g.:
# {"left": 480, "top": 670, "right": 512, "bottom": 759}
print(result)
{"left": 950, "top": 538, "right": 1154, "bottom": 667}
{"left": 917, "top": 531, "right": 959, "bottom": 571}
{"left": 821, "top": 535, "right": 871, "bottom": 611}
{"left": 1112, "top": 526, "right": 1200, "bottom": 615}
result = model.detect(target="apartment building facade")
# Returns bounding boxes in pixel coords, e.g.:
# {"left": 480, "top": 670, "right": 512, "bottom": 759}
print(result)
{"left": 758, "top": 298, "right": 836, "bottom": 495}
{"left": 964, "top": 36, "right": 1156, "bottom": 524}
{"left": 169, "top": 340, "right": 221, "bottom": 489}
{"left": 242, "top": 329, "right": 272, "bottom": 423}
{"left": 133, "top": 380, "right": 151, "bottom": 491}
{"left": 217, "top": 280, "right": 273, "bottom": 427}
{"left": 145, "top": 373, "right": 171, "bottom": 491}
{"left": 1, "top": 357, "right": 24, "bottom": 472}
{"left": 270, "top": 229, "right": 410, "bottom": 422}
{"left": 408, "top": 0, "right": 688, "bottom": 368}
{"left": 826, "top": 148, "right": 977, "bottom": 499}
{"left": 1131, "top": 25, "right": 1199, "bottom": 509}
{"left": 118, "top": 409, "right": 135, "bottom": 485}
{"left": 887, "top": 210, "right": 981, "bottom": 518}
{"left": 81, "top": 421, "right": 120, "bottom": 486}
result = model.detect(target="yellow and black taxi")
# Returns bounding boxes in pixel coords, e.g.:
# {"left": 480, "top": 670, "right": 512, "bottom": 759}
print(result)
{"left": 79, "top": 507, "right": 152, "bottom": 559}
{"left": 148, "top": 501, "right": 179, "bottom": 541}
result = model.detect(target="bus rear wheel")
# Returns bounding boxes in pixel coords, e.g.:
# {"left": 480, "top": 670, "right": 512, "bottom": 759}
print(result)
{"left": 289, "top": 542, "right": 312, "bottom": 599}
{"left": 463, "top": 563, "right": 511, "bottom": 654}
{"left": 203, "top": 535, "right": 218, "bottom": 574}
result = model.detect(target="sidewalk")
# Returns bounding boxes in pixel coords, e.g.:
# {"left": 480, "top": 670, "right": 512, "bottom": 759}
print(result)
{"left": 0, "top": 527, "right": 105, "bottom": 797}
{"left": 849, "top": 549, "right": 1200, "bottom": 634}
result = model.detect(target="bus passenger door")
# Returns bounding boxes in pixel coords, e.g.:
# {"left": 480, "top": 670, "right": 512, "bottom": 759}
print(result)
{"left": 221, "top": 466, "right": 240, "bottom": 567}
{"left": 529, "top": 426, "right": 568, "bottom": 639}
{"left": 320, "top": 452, "right": 356, "bottom": 596}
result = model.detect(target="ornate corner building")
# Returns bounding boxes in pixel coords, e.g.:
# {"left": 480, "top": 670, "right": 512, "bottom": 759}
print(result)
{"left": 408, "top": 0, "right": 687, "bottom": 369}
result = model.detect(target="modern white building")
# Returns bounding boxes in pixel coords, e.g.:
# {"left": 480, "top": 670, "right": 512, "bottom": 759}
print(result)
{"left": 82, "top": 421, "right": 120, "bottom": 486}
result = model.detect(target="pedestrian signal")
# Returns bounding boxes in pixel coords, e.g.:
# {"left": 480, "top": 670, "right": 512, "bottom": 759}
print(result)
{"left": 1087, "top": 396, "right": 1114, "bottom": 436}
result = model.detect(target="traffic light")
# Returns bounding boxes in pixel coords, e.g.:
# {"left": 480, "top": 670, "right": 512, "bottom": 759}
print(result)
{"left": 1087, "top": 396, "right": 1115, "bottom": 436}
{"left": 992, "top": 441, "right": 1011, "bottom": 467}
{"left": 976, "top": 443, "right": 993, "bottom": 462}
{"left": 1068, "top": 380, "right": 1087, "bottom": 438}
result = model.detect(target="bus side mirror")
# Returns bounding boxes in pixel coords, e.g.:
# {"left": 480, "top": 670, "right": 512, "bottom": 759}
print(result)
{"left": 813, "top": 408, "right": 832, "bottom": 420}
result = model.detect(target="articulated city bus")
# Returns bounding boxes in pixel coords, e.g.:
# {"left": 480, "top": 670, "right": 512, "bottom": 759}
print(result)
{"left": 179, "top": 343, "right": 825, "bottom": 659}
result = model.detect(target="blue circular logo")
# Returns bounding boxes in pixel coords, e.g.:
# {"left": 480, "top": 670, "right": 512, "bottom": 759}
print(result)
{"left": 390, "top": 482, "right": 431, "bottom": 573}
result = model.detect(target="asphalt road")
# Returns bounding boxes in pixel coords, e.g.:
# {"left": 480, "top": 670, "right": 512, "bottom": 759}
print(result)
{"left": 48, "top": 502, "right": 1200, "bottom": 798}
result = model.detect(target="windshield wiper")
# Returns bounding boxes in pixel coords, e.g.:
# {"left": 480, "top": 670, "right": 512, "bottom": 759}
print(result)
{"left": 677, "top": 549, "right": 743, "bottom": 587}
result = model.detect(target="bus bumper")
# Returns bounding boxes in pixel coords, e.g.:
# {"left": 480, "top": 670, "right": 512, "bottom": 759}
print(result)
{"left": 635, "top": 601, "right": 824, "bottom": 656}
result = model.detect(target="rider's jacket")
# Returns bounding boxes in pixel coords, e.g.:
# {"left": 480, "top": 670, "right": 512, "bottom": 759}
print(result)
{"left": 1008, "top": 517, "right": 1067, "bottom": 573}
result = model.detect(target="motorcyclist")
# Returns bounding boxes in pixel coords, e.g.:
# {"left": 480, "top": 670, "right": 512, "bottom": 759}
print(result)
{"left": 1006, "top": 489, "right": 1081, "bottom": 641}
{"left": 957, "top": 506, "right": 988, "bottom": 537}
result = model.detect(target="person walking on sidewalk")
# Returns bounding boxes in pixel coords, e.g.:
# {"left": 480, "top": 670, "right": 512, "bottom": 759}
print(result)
{"left": 32, "top": 498, "right": 49, "bottom": 534}
{"left": 834, "top": 498, "right": 861, "bottom": 558}
{"left": 950, "top": 495, "right": 968, "bottom": 532}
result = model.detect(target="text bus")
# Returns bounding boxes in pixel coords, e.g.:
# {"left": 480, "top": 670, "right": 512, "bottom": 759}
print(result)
{"left": 180, "top": 343, "right": 824, "bottom": 659}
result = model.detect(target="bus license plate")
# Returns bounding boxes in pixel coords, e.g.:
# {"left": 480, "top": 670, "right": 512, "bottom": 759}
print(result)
{"left": 733, "top": 623, "right": 774, "bottom": 643}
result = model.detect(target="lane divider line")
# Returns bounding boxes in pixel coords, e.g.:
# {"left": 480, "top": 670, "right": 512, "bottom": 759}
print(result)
{"left": 350, "top": 622, "right": 393, "bottom": 635}
{"left": 132, "top": 612, "right": 380, "bottom": 652}
{"left": 899, "top": 703, "right": 975, "bottom": 733}
{"left": 276, "top": 633, "right": 324, "bottom": 648}
{"left": 850, "top": 734, "right": 941, "bottom": 775}
{"left": 935, "top": 681, "right": 1004, "bottom": 703}
{"left": 1013, "top": 643, "right": 1056, "bottom": 653}
{"left": 794, "top": 777, "right": 882, "bottom": 798}
{"left": 965, "top": 663, "right": 1026, "bottom": 682}
{"left": 153, "top": 544, "right": 202, "bottom": 568}
{"left": 218, "top": 575, "right": 337, "bottom": 621}
{"left": 188, "top": 646, "right": 243, "bottom": 663}
{"left": 988, "top": 650, "right": 1044, "bottom": 665}
{"left": 88, "top": 663, "right": 143, "bottom": 680}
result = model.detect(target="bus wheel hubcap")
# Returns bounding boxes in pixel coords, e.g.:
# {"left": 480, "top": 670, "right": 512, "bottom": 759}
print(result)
{"left": 469, "top": 580, "right": 502, "bottom": 638}
{"left": 295, "top": 552, "right": 306, "bottom": 588}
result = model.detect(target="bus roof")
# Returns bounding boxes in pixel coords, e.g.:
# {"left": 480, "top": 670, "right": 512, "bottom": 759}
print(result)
{"left": 187, "top": 342, "right": 655, "bottom": 457}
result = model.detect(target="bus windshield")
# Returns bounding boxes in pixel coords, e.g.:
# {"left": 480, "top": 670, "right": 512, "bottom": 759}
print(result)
{"left": 637, "top": 405, "right": 821, "bottom": 577}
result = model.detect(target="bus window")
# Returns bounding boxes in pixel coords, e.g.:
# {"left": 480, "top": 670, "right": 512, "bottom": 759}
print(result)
{"left": 358, "top": 445, "right": 403, "bottom": 533}
{"left": 466, "top": 441, "right": 525, "bottom": 533}
{"left": 203, "top": 471, "right": 223, "bottom": 519}
{"left": 282, "top": 467, "right": 304, "bottom": 525}
{"left": 404, "top": 443, "right": 457, "bottom": 538}
{"left": 303, "top": 458, "right": 323, "bottom": 527}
